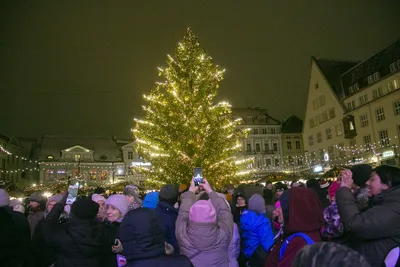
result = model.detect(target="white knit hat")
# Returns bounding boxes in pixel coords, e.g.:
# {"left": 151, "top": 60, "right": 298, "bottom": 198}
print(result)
{"left": 92, "top": 194, "right": 106, "bottom": 203}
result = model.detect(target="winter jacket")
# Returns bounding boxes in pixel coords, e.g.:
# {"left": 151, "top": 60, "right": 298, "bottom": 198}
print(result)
{"left": 100, "top": 220, "right": 121, "bottom": 267}
{"left": 28, "top": 210, "right": 45, "bottom": 238}
{"left": 32, "top": 219, "right": 56, "bottom": 267}
{"left": 176, "top": 191, "right": 234, "bottom": 267}
{"left": 232, "top": 205, "right": 246, "bottom": 224}
{"left": 154, "top": 201, "right": 179, "bottom": 253}
{"left": 265, "top": 187, "right": 323, "bottom": 267}
{"left": 119, "top": 208, "right": 193, "bottom": 267}
{"left": 42, "top": 203, "right": 103, "bottom": 267}
{"left": 336, "top": 185, "right": 400, "bottom": 266}
{"left": 0, "top": 207, "right": 33, "bottom": 267}
{"left": 228, "top": 223, "right": 241, "bottom": 267}
{"left": 240, "top": 210, "right": 274, "bottom": 258}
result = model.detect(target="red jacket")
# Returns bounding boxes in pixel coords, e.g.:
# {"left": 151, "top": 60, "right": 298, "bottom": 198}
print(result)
{"left": 265, "top": 187, "right": 323, "bottom": 267}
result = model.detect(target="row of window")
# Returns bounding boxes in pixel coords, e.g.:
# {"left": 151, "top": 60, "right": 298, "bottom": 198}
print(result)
{"left": 286, "top": 140, "right": 301, "bottom": 150}
{"left": 358, "top": 128, "right": 392, "bottom": 148}
{"left": 346, "top": 79, "right": 399, "bottom": 111}
{"left": 250, "top": 128, "right": 277, "bottom": 135}
{"left": 308, "top": 124, "right": 343, "bottom": 146}
{"left": 348, "top": 59, "right": 400, "bottom": 95}
{"left": 253, "top": 158, "right": 281, "bottom": 168}
{"left": 246, "top": 142, "right": 279, "bottom": 152}
{"left": 309, "top": 108, "right": 336, "bottom": 128}
{"left": 358, "top": 101, "right": 400, "bottom": 128}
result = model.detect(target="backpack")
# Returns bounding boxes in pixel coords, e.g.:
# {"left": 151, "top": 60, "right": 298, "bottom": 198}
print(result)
{"left": 279, "top": 233, "right": 315, "bottom": 260}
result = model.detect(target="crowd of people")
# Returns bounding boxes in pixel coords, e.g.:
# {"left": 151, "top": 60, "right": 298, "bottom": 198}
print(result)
{"left": 0, "top": 164, "right": 400, "bottom": 267}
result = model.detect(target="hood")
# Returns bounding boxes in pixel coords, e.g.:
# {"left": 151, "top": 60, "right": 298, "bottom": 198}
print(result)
{"left": 119, "top": 208, "right": 165, "bottom": 261}
{"left": 283, "top": 187, "right": 323, "bottom": 235}
{"left": 240, "top": 209, "right": 268, "bottom": 232}
{"left": 373, "top": 185, "right": 400, "bottom": 205}
{"left": 143, "top": 192, "right": 159, "bottom": 209}
{"left": 187, "top": 222, "right": 220, "bottom": 250}
{"left": 65, "top": 220, "right": 102, "bottom": 257}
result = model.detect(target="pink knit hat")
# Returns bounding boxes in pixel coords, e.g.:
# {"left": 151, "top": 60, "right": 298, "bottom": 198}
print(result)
{"left": 106, "top": 194, "right": 129, "bottom": 217}
{"left": 275, "top": 200, "right": 281, "bottom": 208}
{"left": 189, "top": 200, "right": 217, "bottom": 223}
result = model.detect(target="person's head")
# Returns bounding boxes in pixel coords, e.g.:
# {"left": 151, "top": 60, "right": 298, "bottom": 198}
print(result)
{"left": 119, "top": 208, "right": 165, "bottom": 260}
{"left": 248, "top": 194, "right": 266, "bottom": 214}
{"left": 366, "top": 165, "right": 400, "bottom": 197}
{"left": 236, "top": 193, "right": 246, "bottom": 206}
{"left": 266, "top": 182, "right": 273, "bottom": 190}
{"left": 159, "top": 184, "right": 178, "bottom": 206}
{"left": 105, "top": 194, "right": 129, "bottom": 222}
{"left": 46, "top": 194, "right": 63, "bottom": 215}
{"left": 351, "top": 164, "right": 373, "bottom": 189}
{"left": 70, "top": 198, "right": 99, "bottom": 221}
{"left": 274, "top": 182, "right": 288, "bottom": 198}
{"left": 91, "top": 194, "right": 106, "bottom": 218}
{"left": 291, "top": 181, "right": 300, "bottom": 188}
{"left": 279, "top": 187, "right": 323, "bottom": 234}
{"left": 143, "top": 191, "right": 159, "bottom": 209}
{"left": 292, "top": 242, "right": 371, "bottom": 267}
{"left": 319, "top": 179, "right": 329, "bottom": 190}
{"left": 189, "top": 200, "right": 216, "bottom": 223}
{"left": 123, "top": 185, "right": 140, "bottom": 204}
{"left": 29, "top": 192, "right": 44, "bottom": 211}
{"left": 0, "top": 189, "right": 10, "bottom": 207}
{"left": 226, "top": 184, "right": 234, "bottom": 195}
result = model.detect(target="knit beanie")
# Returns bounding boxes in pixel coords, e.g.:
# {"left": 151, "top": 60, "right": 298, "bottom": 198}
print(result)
{"left": 248, "top": 194, "right": 266, "bottom": 214}
{"left": 0, "top": 189, "right": 10, "bottom": 207}
{"left": 328, "top": 181, "right": 340, "bottom": 199}
{"left": 351, "top": 164, "right": 373, "bottom": 187}
{"left": 123, "top": 185, "right": 140, "bottom": 197}
{"left": 189, "top": 200, "right": 216, "bottom": 223}
{"left": 159, "top": 184, "right": 178, "bottom": 204}
{"left": 29, "top": 192, "right": 43, "bottom": 204}
{"left": 45, "top": 194, "right": 64, "bottom": 215}
{"left": 106, "top": 194, "right": 129, "bottom": 217}
{"left": 275, "top": 182, "right": 288, "bottom": 191}
{"left": 320, "top": 179, "right": 330, "bottom": 189}
{"left": 71, "top": 198, "right": 99, "bottom": 220}
{"left": 143, "top": 192, "right": 159, "bottom": 209}
{"left": 91, "top": 193, "right": 106, "bottom": 203}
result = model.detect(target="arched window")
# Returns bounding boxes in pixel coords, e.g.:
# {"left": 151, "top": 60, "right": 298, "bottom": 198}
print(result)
{"left": 47, "top": 155, "right": 54, "bottom": 159}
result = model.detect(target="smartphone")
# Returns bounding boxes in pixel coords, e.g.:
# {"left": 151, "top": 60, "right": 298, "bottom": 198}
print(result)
{"left": 66, "top": 185, "right": 79, "bottom": 205}
{"left": 193, "top": 167, "right": 203, "bottom": 186}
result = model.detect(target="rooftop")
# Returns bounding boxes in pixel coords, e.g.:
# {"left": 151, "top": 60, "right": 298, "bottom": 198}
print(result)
{"left": 282, "top": 115, "right": 303, "bottom": 133}
{"left": 231, "top": 108, "right": 280, "bottom": 125}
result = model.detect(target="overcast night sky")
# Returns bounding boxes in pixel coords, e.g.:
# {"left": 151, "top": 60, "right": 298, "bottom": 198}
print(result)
{"left": 1, "top": 1, "right": 400, "bottom": 139}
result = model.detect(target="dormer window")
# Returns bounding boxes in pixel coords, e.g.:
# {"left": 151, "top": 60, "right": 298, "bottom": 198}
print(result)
{"left": 74, "top": 154, "right": 81, "bottom": 162}
{"left": 373, "top": 72, "right": 380, "bottom": 82}
{"left": 46, "top": 155, "right": 54, "bottom": 159}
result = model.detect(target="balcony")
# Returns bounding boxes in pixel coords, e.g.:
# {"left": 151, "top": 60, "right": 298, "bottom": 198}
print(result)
{"left": 342, "top": 115, "right": 357, "bottom": 139}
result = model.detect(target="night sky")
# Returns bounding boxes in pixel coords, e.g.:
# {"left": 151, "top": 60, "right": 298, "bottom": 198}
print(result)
{"left": 1, "top": 1, "right": 400, "bottom": 138}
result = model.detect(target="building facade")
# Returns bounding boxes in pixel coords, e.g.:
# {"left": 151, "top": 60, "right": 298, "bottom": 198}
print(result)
{"left": 122, "top": 141, "right": 151, "bottom": 185}
{"left": 0, "top": 134, "right": 38, "bottom": 184}
{"left": 38, "top": 135, "right": 126, "bottom": 185}
{"left": 232, "top": 108, "right": 283, "bottom": 174}
{"left": 303, "top": 39, "right": 400, "bottom": 171}
{"left": 281, "top": 116, "right": 305, "bottom": 170}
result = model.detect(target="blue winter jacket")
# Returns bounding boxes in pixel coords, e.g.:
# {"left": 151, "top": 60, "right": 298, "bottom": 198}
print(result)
{"left": 240, "top": 209, "right": 274, "bottom": 259}
{"left": 142, "top": 192, "right": 159, "bottom": 209}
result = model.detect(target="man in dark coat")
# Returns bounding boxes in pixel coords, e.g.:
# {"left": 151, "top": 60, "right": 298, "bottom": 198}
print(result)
{"left": 42, "top": 196, "right": 103, "bottom": 267}
{"left": 154, "top": 184, "right": 180, "bottom": 253}
{"left": 119, "top": 208, "right": 193, "bottom": 267}
{"left": 0, "top": 189, "right": 33, "bottom": 267}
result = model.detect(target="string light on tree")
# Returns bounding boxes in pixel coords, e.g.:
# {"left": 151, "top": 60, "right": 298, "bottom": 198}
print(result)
{"left": 133, "top": 28, "right": 253, "bottom": 186}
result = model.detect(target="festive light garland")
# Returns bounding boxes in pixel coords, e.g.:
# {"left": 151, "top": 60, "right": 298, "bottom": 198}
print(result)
{"left": 0, "top": 145, "right": 12, "bottom": 155}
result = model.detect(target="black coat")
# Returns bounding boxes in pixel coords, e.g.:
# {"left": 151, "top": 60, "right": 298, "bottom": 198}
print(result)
{"left": 100, "top": 220, "right": 121, "bottom": 267}
{"left": 0, "top": 207, "right": 33, "bottom": 267}
{"left": 154, "top": 201, "right": 179, "bottom": 253}
{"left": 119, "top": 208, "right": 192, "bottom": 267}
{"left": 336, "top": 185, "right": 400, "bottom": 266}
{"left": 42, "top": 203, "right": 103, "bottom": 267}
{"left": 32, "top": 219, "right": 56, "bottom": 267}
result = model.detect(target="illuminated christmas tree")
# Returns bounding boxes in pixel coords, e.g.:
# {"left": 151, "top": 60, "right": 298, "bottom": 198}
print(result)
{"left": 133, "top": 28, "right": 252, "bottom": 187}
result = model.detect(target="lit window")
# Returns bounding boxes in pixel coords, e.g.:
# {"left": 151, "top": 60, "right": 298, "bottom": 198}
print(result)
{"left": 325, "top": 128, "right": 332, "bottom": 140}
{"left": 373, "top": 72, "right": 380, "bottom": 81}
{"left": 287, "top": 141, "right": 292, "bottom": 150}
{"left": 74, "top": 154, "right": 81, "bottom": 162}
{"left": 388, "top": 79, "right": 399, "bottom": 92}
{"left": 363, "top": 135, "right": 371, "bottom": 147}
{"left": 367, "top": 75, "right": 374, "bottom": 85}
{"left": 128, "top": 151, "right": 134, "bottom": 160}
{"left": 390, "top": 62, "right": 398, "bottom": 73}
{"left": 394, "top": 100, "right": 400, "bottom": 116}
{"left": 46, "top": 155, "right": 54, "bottom": 159}
{"left": 349, "top": 121, "right": 355, "bottom": 131}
